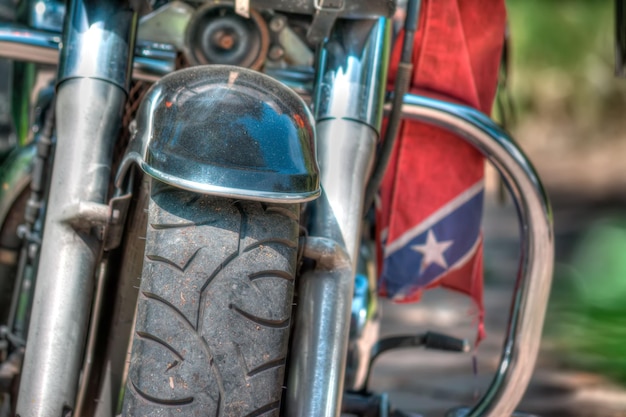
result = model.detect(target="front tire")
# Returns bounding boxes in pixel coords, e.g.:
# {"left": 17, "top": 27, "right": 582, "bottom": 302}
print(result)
{"left": 123, "top": 182, "right": 299, "bottom": 417}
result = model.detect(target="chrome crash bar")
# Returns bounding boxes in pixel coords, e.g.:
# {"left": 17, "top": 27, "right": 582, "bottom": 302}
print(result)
{"left": 388, "top": 94, "right": 554, "bottom": 417}
{"left": 0, "top": 23, "right": 174, "bottom": 81}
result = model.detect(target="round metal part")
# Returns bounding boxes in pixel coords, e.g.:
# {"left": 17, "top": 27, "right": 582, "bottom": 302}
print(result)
{"left": 268, "top": 45, "right": 284, "bottom": 61}
{"left": 185, "top": 3, "right": 269, "bottom": 70}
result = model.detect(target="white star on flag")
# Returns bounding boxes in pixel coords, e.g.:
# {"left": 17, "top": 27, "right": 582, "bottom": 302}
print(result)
{"left": 410, "top": 229, "right": 454, "bottom": 273}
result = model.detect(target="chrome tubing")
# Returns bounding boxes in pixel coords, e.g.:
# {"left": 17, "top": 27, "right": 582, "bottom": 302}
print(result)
{"left": 0, "top": 23, "right": 174, "bottom": 81}
{"left": 314, "top": 18, "right": 390, "bottom": 130}
{"left": 310, "top": 120, "right": 378, "bottom": 264}
{"left": 345, "top": 243, "right": 380, "bottom": 391}
{"left": 16, "top": 1, "right": 136, "bottom": 416}
{"left": 0, "top": 24, "right": 60, "bottom": 65}
{"left": 56, "top": 1, "right": 135, "bottom": 88}
{"left": 390, "top": 93, "right": 553, "bottom": 417}
{"left": 286, "top": 237, "right": 353, "bottom": 417}
{"left": 286, "top": 18, "right": 390, "bottom": 416}
{"left": 311, "top": 16, "right": 390, "bottom": 264}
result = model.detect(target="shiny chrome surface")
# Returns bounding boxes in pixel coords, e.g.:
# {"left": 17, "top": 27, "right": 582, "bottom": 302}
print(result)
{"left": 314, "top": 17, "right": 390, "bottom": 129}
{"left": 303, "top": 118, "right": 377, "bottom": 406}
{"left": 287, "top": 17, "right": 389, "bottom": 415}
{"left": 133, "top": 42, "right": 177, "bottom": 80}
{"left": 310, "top": 119, "right": 377, "bottom": 265}
{"left": 57, "top": 1, "right": 136, "bottom": 89}
{"left": 345, "top": 242, "right": 380, "bottom": 390}
{"left": 310, "top": 16, "right": 389, "bottom": 262}
{"left": 16, "top": 0, "right": 135, "bottom": 414}
{"left": 118, "top": 65, "right": 320, "bottom": 203}
{"left": 0, "top": 24, "right": 61, "bottom": 65}
{"left": 263, "top": 67, "right": 315, "bottom": 98}
{"left": 31, "top": 0, "right": 66, "bottom": 32}
{"left": 286, "top": 237, "right": 353, "bottom": 417}
{"left": 391, "top": 93, "right": 553, "bottom": 417}
{"left": 0, "top": 23, "right": 173, "bottom": 82}
{"left": 17, "top": 77, "right": 128, "bottom": 417}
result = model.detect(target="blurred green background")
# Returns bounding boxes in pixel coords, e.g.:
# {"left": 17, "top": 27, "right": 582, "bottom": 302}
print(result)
{"left": 506, "top": 0, "right": 626, "bottom": 389}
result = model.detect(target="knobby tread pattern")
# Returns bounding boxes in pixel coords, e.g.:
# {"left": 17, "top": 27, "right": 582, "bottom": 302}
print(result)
{"left": 122, "top": 183, "right": 299, "bottom": 417}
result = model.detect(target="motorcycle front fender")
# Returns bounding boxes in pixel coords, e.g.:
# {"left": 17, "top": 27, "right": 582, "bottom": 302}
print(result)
{"left": 118, "top": 65, "right": 320, "bottom": 203}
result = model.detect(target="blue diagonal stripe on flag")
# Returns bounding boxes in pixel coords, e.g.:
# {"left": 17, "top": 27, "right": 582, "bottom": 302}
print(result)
{"left": 381, "top": 186, "right": 484, "bottom": 298}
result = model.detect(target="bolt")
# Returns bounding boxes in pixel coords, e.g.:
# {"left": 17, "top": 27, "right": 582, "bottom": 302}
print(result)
{"left": 216, "top": 33, "right": 235, "bottom": 49}
{"left": 268, "top": 46, "right": 284, "bottom": 61}
{"left": 269, "top": 16, "right": 286, "bottom": 32}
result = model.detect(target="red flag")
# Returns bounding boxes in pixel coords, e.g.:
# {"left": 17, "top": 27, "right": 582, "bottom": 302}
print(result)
{"left": 377, "top": 0, "right": 506, "bottom": 343}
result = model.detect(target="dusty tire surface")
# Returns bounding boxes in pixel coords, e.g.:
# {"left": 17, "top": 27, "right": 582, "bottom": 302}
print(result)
{"left": 123, "top": 183, "right": 299, "bottom": 417}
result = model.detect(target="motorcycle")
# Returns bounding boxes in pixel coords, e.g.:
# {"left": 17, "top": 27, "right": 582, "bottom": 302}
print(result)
{"left": 0, "top": 0, "right": 553, "bottom": 416}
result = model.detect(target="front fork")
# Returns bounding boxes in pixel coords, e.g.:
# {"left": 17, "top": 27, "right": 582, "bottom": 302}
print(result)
{"left": 16, "top": 1, "right": 135, "bottom": 416}
{"left": 286, "top": 18, "right": 390, "bottom": 417}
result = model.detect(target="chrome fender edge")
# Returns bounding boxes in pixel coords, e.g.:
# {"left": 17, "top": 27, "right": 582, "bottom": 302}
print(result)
{"left": 117, "top": 65, "right": 320, "bottom": 203}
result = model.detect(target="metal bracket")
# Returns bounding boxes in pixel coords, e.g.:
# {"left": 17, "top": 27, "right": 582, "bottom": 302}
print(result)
{"left": 60, "top": 201, "right": 110, "bottom": 231}
{"left": 103, "top": 193, "right": 132, "bottom": 251}
{"left": 307, "top": 0, "right": 345, "bottom": 43}
{"left": 235, "top": 0, "right": 250, "bottom": 18}
{"left": 58, "top": 193, "right": 132, "bottom": 251}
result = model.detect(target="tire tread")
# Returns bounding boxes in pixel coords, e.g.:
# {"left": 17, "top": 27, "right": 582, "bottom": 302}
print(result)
{"left": 123, "top": 185, "right": 298, "bottom": 417}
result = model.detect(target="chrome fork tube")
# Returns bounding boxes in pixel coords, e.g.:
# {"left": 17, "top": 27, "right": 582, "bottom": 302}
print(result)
{"left": 16, "top": 2, "right": 135, "bottom": 416}
{"left": 286, "top": 18, "right": 390, "bottom": 417}
{"left": 309, "top": 17, "right": 389, "bottom": 263}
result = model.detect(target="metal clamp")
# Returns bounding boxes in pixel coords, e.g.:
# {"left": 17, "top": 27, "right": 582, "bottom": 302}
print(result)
{"left": 307, "top": 0, "right": 345, "bottom": 43}
{"left": 388, "top": 93, "right": 554, "bottom": 417}
{"left": 314, "top": 0, "right": 345, "bottom": 11}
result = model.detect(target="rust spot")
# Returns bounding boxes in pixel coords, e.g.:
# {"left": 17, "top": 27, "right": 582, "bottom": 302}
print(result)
{"left": 294, "top": 114, "right": 305, "bottom": 128}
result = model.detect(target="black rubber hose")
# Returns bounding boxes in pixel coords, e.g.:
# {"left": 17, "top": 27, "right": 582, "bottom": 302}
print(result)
{"left": 363, "top": 0, "right": 422, "bottom": 214}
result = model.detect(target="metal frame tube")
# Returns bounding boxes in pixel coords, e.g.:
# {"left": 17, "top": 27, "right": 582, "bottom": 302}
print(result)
{"left": 286, "top": 237, "right": 353, "bottom": 417}
{"left": 314, "top": 18, "right": 390, "bottom": 130}
{"left": 0, "top": 23, "right": 174, "bottom": 81}
{"left": 286, "top": 17, "right": 390, "bottom": 416}
{"left": 0, "top": 25, "right": 60, "bottom": 65}
{"left": 15, "top": 1, "right": 136, "bottom": 416}
{"left": 389, "top": 93, "right": 554, "bottom": 417}
{"left": 311, "top": 16, "right": 390, "bottom": 265}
